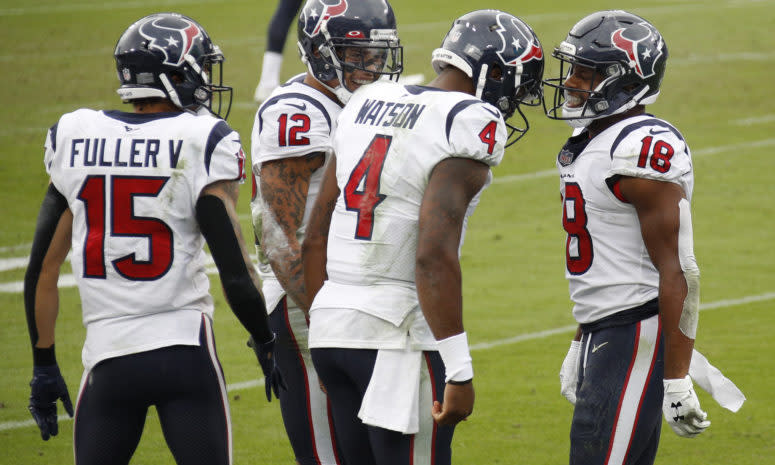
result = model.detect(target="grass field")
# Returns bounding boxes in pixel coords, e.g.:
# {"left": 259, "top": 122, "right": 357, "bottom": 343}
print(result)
{"left": 1, "top": 0, "right": 774, "bottom": 463}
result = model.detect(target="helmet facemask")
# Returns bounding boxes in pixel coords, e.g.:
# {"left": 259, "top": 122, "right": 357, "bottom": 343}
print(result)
{"left": 479, "top": 62, "right": 543, "bottom": 147}
{"left": 544, "top": 49, "right": 652, "bottom": 128}
{"left": 316, "top": 28, "right": 403, "bottom": 103}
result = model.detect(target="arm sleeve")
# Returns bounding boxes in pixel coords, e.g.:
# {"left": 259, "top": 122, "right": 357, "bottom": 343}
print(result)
{"left": 195, "top": 195, "right": 272, "bottom": 344}
{"left": 24, "top": 184, "right": 68, "bottom": 365}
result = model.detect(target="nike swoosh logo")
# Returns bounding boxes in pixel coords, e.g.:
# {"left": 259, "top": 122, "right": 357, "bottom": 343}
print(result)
{"left": 649, "top": 128, "right": 670, "bottom": 135}
{"left": 482, "top": 106, "right": 501, "bottom": 118}
{"left": 591, "top": 341, "right": 608, "bottom": 353}
{"left": 124, "top": 125, "right": 138, "bottom": 132}
{"left": 287, "top": 102, "right": 307, "bottom": 111}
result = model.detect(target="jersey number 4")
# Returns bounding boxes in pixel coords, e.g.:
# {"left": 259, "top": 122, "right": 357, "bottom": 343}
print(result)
{"left": 77, "top": 175, "right": 173, "bottom": 280}
{"left": 344, "top": 134, "right": 391, "bottom": 240}
{"left": 562, "top": 182, "right": 593, "bottom": 274}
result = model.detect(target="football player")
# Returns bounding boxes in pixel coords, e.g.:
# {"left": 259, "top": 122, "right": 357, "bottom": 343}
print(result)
{"left": 249, "top": 0, "right": 402, "bottom": 464}
{"left": 253, "top": 0, "right": 303, "bottom": 103}
{"left": 301, "top": 10, "right": 543, "bottom": 465}
{"left": 24, "top": 13, "right": 278, "bottom": 465}
{"left": 544, "top": 10, "right": 710, "bottom": 465}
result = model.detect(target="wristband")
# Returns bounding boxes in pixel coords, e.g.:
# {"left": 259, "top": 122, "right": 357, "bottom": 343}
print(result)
{"left": 437, "top": 332, "right": 473, "bottom": 383}
{"left": 33, "top": 344, "right": 57, "bottom": 366}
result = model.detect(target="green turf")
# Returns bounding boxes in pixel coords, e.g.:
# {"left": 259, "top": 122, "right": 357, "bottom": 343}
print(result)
{"left": 1, "top": 0, "right": 773, "bottom": 463}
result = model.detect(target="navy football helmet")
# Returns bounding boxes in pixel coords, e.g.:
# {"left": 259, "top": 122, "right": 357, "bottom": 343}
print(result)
{"left": 544, "top": 10, "right": 668, "bottom": 128}
{"left": 114, "top": 13, "right": 232, "bottom": 119}
{"left": 432, "top": 10, "right": 544, "bottom": 146}
{"left": 297, "top": 0, "right": 403, "bottom": 103}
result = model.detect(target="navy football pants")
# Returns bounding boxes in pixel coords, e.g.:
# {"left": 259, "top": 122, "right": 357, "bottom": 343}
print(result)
{"left": 73, "top": 315, "right": 231, "bottom": 465}
{"left": 270, "top": 298, "right": 342, "bottom": 465}
{"left": 311, "top": 347, "right": 455, "bottom": 465}
{"left": 570, "top": 314, "right": 664, "bottom": 465}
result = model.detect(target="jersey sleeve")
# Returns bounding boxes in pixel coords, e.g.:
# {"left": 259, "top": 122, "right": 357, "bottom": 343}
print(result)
{"left": 195, "top": 119, "right": 246, "bottom": 198}
{"left": 447, "top": 101, "right": 506, "bottom": 167}
{"left": 251, "top": 95, "right": 333, "bottom": 171}
{"left": 607, "top": 119, "right": 693, "bottom": 196}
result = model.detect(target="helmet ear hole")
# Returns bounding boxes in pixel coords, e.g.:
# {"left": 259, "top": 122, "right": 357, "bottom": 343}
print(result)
{"left": 489, "top": 64, "right": 504, "bottom": 82}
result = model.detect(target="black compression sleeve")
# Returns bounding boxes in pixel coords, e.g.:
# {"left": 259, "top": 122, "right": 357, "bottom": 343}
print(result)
{"left": 196, "top": 195, "right": 272, "bottom": 344}
{"left": 24, "top": 184, "right": 68, "bottom": 365}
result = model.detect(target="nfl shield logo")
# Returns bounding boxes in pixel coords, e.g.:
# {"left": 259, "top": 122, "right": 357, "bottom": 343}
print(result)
{"left": 558, "top": 149, "right": 574, "bottom": 166}
{"left": 122, "top": 67, "right": 132, "bottom": 82}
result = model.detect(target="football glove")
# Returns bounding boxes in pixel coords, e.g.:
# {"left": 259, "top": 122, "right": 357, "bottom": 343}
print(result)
{"left": 663, "top": 375, "right": 711, "bottom": 438}
{"left": 559, "top": 340, "right": 581, "bottom": 404}
{"left": 247, "top": 334, "right": 286, "bottom": 402}
{"left": 28, "top": 364, "right": 74, "bottom": 440}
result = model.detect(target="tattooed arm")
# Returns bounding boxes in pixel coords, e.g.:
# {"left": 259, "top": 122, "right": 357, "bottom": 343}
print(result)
{"left": 302, "top": 157, "right": 339, "bottom": 307}
{"left": 259, "top": 153, "right": 325, "bottom": 311}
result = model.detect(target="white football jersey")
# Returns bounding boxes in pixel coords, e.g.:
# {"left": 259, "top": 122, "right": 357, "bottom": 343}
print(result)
{"left": 44, "top": 108, "right": 245, "bottom": 369}
{"left": 557, "top": 114, "right": 694, "bottom": 324}
{"left": 250, "top": 75, "right": 342, "bottom": 313}
{"left": 309, "top": 80, "right": 506, "bottom": 349}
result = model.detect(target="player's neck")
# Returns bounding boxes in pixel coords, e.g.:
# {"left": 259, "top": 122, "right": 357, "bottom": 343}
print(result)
{"left": 132, "top": 100, "right": 181, "bottom": 114}
{"left": 427, "top": 67, "right": 475, "bottom": 95}
{"left": 587, "top": 106, "right": 646, "bottom": 138}
{"left": 304, "top": 73, "right": 341, "bottom": 105}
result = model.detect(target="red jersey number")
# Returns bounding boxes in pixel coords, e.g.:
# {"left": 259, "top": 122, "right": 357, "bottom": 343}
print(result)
{"left": 278, "top": 113, "right": 311, "bottom": 146}
{"left": 478, "top": 121, "right": 498, "bottom": 155}
{"left": 637, "top": 135, "right": 674, "bottom": 173}
{"left": 344, "top": 134, "right": 391, "bottom": 240}
{"left": 562, "top": 182, "right": 593, "bottom": 275}
{"left": 77, "top": 175, "right": 173, "bottom": 281}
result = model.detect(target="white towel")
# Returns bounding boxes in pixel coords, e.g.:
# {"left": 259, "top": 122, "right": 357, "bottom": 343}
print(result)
{"left": 358, "top": 348, "right": 422, "bottom": 434}
{"left": 690, "top": 349, "right": 746, "bottom": 412}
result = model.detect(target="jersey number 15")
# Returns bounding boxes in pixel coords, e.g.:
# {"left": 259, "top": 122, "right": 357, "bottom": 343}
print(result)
{"left": 78, "top": 175, "right": 173, "bottom": 281}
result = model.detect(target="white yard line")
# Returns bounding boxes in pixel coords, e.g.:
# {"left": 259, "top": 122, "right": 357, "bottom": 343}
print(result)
{"left": 1, "top": 290, "right": 771, "bottom": 432}
{"left": 732, "top": 114, "right": 775, "bottom": 126}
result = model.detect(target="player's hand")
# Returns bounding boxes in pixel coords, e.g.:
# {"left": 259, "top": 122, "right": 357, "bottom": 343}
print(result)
{"left": 559, "top": 340, "right": 581, "bottom": 405}
{"left": 663, "top": 375, "right": 711, "bottom": 438}
{"left": 431, "top": 381, "right": 474, "bottom": 426}
{"left": 28, "top": 364, "right": 74, "bottom": 440}
{"left": 248, "top": 334, "right": 287, "bottom": 402}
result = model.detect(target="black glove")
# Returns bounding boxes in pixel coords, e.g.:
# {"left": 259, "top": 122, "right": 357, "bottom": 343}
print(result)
{"left": 28, "top": 364, "right": 74, "bottom": 440}
{"left": 247, "top": 334, "right": 286, "bottom": 402}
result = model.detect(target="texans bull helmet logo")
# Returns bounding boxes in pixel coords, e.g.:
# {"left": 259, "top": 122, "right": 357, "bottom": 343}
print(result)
{"left": 300, "top": 0, "right": 349, "bottom": 37}
{"left": 495, "top": 13, "right": 542, "bottom": 68}
{"left": 611, "top": 22, "right": 664, "bottom": 79}
{"left": 138, "top": 15, "right": 203, "bottom": 66}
